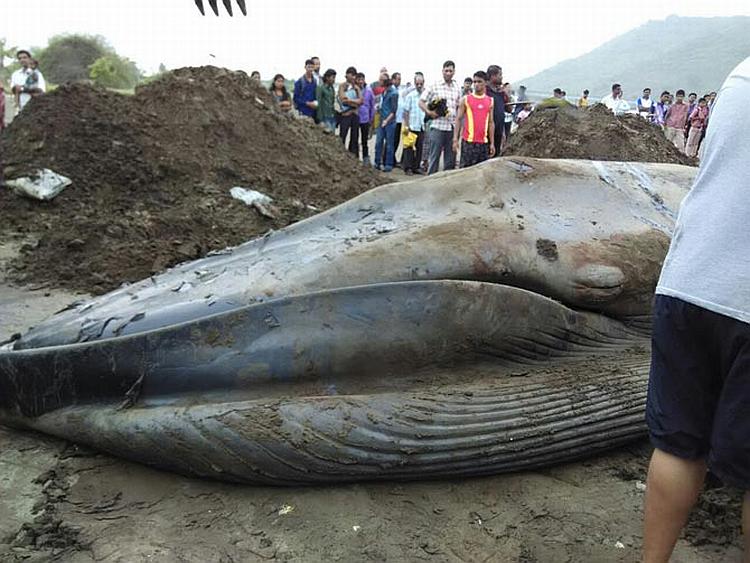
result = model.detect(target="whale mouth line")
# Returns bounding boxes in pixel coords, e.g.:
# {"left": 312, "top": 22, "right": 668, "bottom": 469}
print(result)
{"left": 0, "top": 279, "right": 646, "bottom": 420}
{"left": 9, "top": 271, "right": 641, "bottom": 354}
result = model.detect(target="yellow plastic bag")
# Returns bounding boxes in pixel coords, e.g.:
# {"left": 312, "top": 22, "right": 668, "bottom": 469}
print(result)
{"left": 402, "top": 130, "right": 418, "bottom": 149}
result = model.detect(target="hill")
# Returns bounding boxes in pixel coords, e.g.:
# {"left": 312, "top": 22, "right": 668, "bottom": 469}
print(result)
{"left": 520, "top": 16, "right": 750, "bottom": 100}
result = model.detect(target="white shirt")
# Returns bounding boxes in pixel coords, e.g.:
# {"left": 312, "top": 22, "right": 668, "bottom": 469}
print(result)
{"left": 601, "top": 93, "right": 630, "bottom": 116}
{"left": 11, "top": 67, "right": 46, "bottom": 111}
{"left": 637, "top": 97, "right": 654, "bottom": 111}
{"left": 657, "top": 56, "right": 750, "bottom": 323}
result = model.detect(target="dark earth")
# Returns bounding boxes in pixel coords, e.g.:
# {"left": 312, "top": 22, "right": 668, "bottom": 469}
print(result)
{"left": 506, "top": 103, "right": 697, "bottom": 166}
{"left": 0, "top": 67, "right": 387, "bottom": 295}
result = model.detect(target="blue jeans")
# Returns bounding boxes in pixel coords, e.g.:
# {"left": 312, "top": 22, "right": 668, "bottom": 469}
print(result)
{"left": 374, "top": 121, "right": 396, "bottom": 170}
{"left": 322, "top": 117, "right": 336, "bottom": 132}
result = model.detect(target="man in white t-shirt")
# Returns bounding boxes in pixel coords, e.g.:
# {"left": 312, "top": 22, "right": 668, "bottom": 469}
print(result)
{"left": 636, "top": 87, "right": 655, "bottom": 121}
{"left": 11, "top": 50, "right": 46, "bottom": 112}
{"left": 601, "top": 83, "right": 630, "bottom": 116}
{"left": 642, "top": 56, "right": 750, "bottom": 562}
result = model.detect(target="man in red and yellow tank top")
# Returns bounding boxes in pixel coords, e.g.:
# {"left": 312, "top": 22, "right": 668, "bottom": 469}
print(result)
{"left": 453, "top": 71, "right": 496, "bottom": 168}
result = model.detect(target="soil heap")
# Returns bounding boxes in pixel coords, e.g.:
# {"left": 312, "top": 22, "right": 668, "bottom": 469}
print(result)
{"left": 0, "top": 67, "right": 386, "bottom": 294}
{"left": 505, "top": 103, "right": 697, "bottom": 166}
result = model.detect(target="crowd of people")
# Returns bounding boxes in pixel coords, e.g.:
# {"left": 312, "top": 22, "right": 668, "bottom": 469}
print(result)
{"left": 3, "top": 47, "right": 716, "bottom": 166}
{"left": 597, "top": 83, "right": 717, "bottom": 157}
{"left": 263, "top": 57, "right": 718, "bottom": 173}
{"left": 261, "top": 58, "right": 523, "bottom": 175}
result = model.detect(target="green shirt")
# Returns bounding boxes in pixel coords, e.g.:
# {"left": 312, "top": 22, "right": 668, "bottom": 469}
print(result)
{"left": 316, "top": 83, "right": 335, "bottom": 121}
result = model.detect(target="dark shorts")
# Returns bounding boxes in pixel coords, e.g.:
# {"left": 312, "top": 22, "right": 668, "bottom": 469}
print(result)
{"left": 647, "top": 294, "right": 750, "bottom": 489}
{"left": 460, "top": 140, "right": 489, "bottom": 168}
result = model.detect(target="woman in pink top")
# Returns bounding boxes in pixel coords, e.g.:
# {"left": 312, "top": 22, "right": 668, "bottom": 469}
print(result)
{"left": 685, "top": 97, "right": 710, "bottom": 158}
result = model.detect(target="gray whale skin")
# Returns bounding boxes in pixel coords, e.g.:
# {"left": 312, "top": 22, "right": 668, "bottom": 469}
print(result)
{"left": 0, "top": 157, "right": 696, "bottom": 484}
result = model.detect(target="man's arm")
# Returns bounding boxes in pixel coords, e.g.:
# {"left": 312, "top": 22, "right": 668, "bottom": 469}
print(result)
{"left": 293, "top": 79, "right": 302, "bottom": 111}
{"left": 337, "top": 82, "right": 348, "bottom": 105}
{"left": 350, "top": 84, "right": 363, "bottom": 107}
{"left": 29, "top": 72, "right": 46, "bottom": 95}
{"left": 306, "top": 83, "right": 317, "bottom": 109}
{"left": 10, "top": 71, "right": 24, "bottom": 95}
{"left": 488, "top": 99, "right": 496, "bottom": 156}
{"left": 381, "top": 92, "right": 396, "bottom": 127}
{"left": 452, "top": 96, "right": 466, "bottom": 152}
{"left": 402, "top": 94, "right": 412, "bottom": 131}
{"left": 419, "top": 87, "right": 437, "bottom": 119}
{"left": 367, "top": 90, "right": 375, "bottom": 121}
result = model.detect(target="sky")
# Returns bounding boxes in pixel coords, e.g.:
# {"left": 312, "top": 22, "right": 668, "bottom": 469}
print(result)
{"left": 2, "top": 0, "right": 750, "bottom": 86}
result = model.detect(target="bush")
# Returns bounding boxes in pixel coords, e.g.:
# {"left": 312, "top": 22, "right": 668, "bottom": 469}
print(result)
{"left": 35, "top": 34, "right": 110, "bottom": 84}
{"left": 89, "top": 54, "right": 141, "bottom": 89}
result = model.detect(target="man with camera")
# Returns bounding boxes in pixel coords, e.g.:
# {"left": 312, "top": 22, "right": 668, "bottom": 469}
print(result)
{"left": 419, "top": 60, "right": 461, "bottom": 175}
{"left": 11, "top": 50, "right": 46, "bottom": 113}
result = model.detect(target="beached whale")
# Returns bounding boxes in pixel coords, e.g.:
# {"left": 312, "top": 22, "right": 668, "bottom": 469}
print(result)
{"left": 0, "top": 157, "right": 696, "bottom": 484}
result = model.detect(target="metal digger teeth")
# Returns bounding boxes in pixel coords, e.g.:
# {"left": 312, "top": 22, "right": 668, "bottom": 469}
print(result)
{"left": 194, "top": 0, "right": 247, "bottom": 16}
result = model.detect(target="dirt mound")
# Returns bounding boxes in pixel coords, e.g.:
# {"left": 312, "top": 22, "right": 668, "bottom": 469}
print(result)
{"left": 506, "top": 103, "right": 697, "bottom": 165}
{"left": 0, "top": 67, "right": 386, "bottom": 294}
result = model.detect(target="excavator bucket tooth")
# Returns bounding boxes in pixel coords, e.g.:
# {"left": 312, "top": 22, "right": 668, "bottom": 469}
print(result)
{"left": 195, "top": 0, "right": 246, "bottom": 15}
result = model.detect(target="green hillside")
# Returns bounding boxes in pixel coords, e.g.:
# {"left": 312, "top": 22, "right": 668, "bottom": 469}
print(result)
{"left": 520, "top": 16, "right": 750, "bottom": 101}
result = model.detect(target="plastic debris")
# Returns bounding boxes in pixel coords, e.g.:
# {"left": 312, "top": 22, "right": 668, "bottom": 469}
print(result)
{"left": 7, "top": 169, "right": 72, "bottom": 201}
{"left": 230, "top": 187, "right": 277, "bottom": 219}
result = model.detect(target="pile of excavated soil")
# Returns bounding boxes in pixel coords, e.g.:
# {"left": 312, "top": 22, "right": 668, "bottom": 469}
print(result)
{"left": 0, "top": 67, "right": 386, "bottom": 294}
{"left": 506, "top": 103, "right": 697, "bottom": 165}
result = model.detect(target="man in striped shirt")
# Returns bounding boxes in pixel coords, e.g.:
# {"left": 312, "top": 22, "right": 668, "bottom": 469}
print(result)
{"left": 419, "top": 60, "right": 462, "bottom": 175}
{"left": 453, "top": 71, "right": 496, "bottom": 168}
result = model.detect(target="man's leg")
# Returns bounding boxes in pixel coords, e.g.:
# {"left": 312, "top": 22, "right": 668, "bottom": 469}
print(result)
{"left": 673, "top": 128, "right": 686, "bottom": 153}
{"left": 393, "top": 123, "right": 402, "bottom": 164}
{"left": 476, "top": 142, "right": 490, "bottom": 165}
{"left": 402, "top": 146, "right": 414, "bottom": 173}
{"left": 384, "top": 122, "right": 396, "bottom": 170}
{"left": 427, "top": 128, "right": 442, "bottom": 175}
{"left": 339, "top": 114, "right": 350, "bottom": 144}
{"left": 459, "top": 140, "right": 470, "bottom": 168}
{"left": 374, "top": 125, "right": 385, "bottom": 168}
{"left": 493, "top": 127, "right": 504, "bottom": 158}
{"left": 443, "top": 130, "right": 455, "bottom": 170}
{"left": 744, "top": 492, "right": 750, "bottom": 555}
{"left": 686, "top": 127, "right": 701, "bottom": 158}
{"left": 643, "top": 449, "right": 706, "bottom": 563}
{"left": 414, "top": 130, "right": 425, "bottom": 172}
{"left": 503, "top": 120, "right": 512, "bottom": 151}
{"left": 348, "top": 116, "right": 360, "bottom": 155}
{"left": 360, "top": 123, "right": 370, "bottom": 163}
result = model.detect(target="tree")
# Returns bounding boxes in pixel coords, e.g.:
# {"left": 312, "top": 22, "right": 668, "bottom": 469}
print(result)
{"left": 0, "top": 38, "right": 19, "bottom": 83}
{"left": 89, "top": 54, "right": 141, "bottom": 89}
{"left": 35, "top": 34, "right": 109, "bottom": 84}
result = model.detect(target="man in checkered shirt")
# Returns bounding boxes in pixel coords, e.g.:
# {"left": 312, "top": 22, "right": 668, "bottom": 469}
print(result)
{"left": 419, "top": 60, "right": 462, "bottom": 174}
